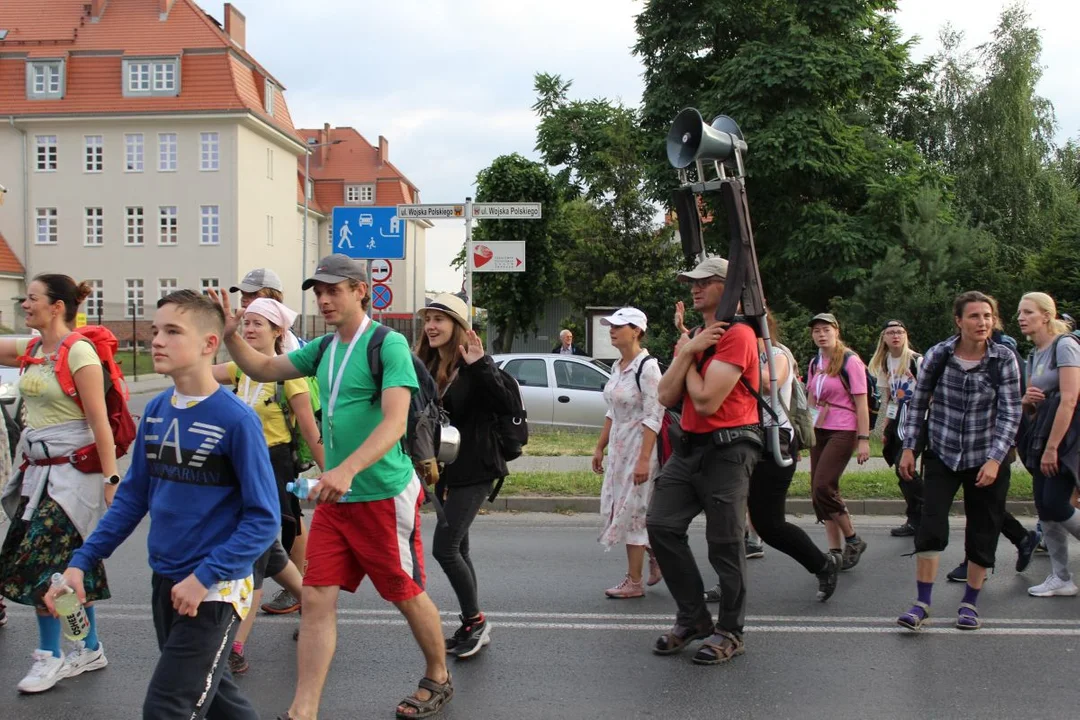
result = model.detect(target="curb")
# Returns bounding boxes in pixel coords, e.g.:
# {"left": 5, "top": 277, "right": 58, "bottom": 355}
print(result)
{"left": 490, "top": 496, "right": 1038, "bottom": 516}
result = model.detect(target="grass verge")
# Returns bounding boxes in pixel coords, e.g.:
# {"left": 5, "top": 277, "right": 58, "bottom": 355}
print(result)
{"left": 500, "top": 468, "right": 1034, "bottom": 499}
{"left": 114, "top": 350, "right": 156, "bottom": 378}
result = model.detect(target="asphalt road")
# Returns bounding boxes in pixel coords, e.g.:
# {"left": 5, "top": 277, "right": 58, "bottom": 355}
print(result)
{"left": 2, "top": 387, "right": 1076, "bottom": 718}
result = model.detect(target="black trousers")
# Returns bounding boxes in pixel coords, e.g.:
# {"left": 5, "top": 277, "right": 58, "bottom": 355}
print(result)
{"left": 884, "top": 420, "right": 924, "bottom": 526}
{"left": 432, "top": 481, "right": 493, "bottom": 619}
{"left": 647, "top": 438, "right": 759, "bottom": 635}
{"left": 748, "top": 439, "right": 829, "bottom": 575}
{"left": 144, "top": 574, "right": 259, "bottom": 720}
{"left": 915, "top": 453, "right": 1011, "bottom": 569}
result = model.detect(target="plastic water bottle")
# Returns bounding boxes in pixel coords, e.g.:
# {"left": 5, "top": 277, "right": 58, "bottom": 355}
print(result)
{"left": 51, "top": 573, "right": 89, "bottom": 641}
{"left": 286, "top": 478, "right": 346, "bottom": 502}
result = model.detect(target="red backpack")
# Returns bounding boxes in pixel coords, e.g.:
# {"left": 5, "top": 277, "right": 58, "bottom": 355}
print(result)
{"left": 18, "top": 327, "right": 137, "bottom": 473}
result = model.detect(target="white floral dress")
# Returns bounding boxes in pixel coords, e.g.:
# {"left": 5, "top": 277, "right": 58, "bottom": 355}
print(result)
{"left": 599, "top": 350, "right": 664, "bottom": 549}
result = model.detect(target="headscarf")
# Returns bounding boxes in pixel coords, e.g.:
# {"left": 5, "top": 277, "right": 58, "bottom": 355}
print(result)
{"left": 244, "top": 297, "right": 298, "bottom": 332}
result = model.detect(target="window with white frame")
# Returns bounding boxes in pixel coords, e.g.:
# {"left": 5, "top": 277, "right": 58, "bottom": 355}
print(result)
{"left": 200, "top": 132, "right": 219, "bottom": 171}
{"left": 200, "top": 278, "right": 220, "bottom": 296}
{"left": 200, "top": 206, "right": 219, "bottom": 245}
{"left": 158, "top": 133, "right": 177, "bottom": 171}
{"left": 266, "top": 148, "right": 273, "bottom": 179}
{"left": 345, "top": 184, "right": 374, "bottom": 204}
{"left": 29, "top": 61, "right": 63, "bottom": 98}
{"left": 84, "top": 207, "right": 103, "bottom": 246}
{"left": 125, "top": 207, "right": 145, "bottom": 246}
{"left": 35, "top": 135, "right": 57, "bottom": 171}
{"left": 264, "top": 79, "right": 275, "bottom": 115}
{"left": 126, "top": 279, "right": 144, "bottom": 319}
{"left": 266, "top": 215, "right": 274, "bottom": 247}
{"left": 35, "top": 208, "right": 57, "bottom": 244}
{"left": 159, "top": 206, "right": 178, "bottom": 245}
{"left": 84, "top": 280, "right": 103, "bottom": 320}
{"left": 84, "top": 135, "right": 103, "bottom": 172}
{"left": 158, "top": 278, "right": 177, "bottom": 300}
{"left": 125, "top": 133, "right": 144, "bottom": 172}
{"left": 125, "top": 59, "right": 178, "bottom": 96}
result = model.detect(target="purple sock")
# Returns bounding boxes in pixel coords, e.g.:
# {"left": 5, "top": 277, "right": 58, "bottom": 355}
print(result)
{"left": 917, "top": 581, "right": 933, "bottom": 606}
{"left": 962, "top": 584, "right": 980, "bottom": 607}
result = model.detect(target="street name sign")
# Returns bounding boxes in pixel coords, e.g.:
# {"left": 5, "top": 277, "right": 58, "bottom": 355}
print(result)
{"left": 471, "top": 202, "right": 542, "bottom": 220}
{"left": 396, "top": 204, "right": 465, "bottom": 220}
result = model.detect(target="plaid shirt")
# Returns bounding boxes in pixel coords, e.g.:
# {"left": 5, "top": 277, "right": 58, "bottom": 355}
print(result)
{"left": 901, "top": 336, "right": 1022, "bottom": 471}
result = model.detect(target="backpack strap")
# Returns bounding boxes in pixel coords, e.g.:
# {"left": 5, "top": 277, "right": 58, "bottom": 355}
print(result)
{"left": 310, "top": 334, "right": 335, "bottom": 374}
{"left": 634, "top": 355, "right": 658, "bottom": 392}
{"left": 738, "top": 375, "right": 780, "bottom": 424}
{"left": 366, "top": 325, "right": 392, "bottom": 406}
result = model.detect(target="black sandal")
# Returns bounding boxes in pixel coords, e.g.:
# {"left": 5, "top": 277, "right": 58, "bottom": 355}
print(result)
{"left": 653, "top": 620, "right": 713, "bottom": 656}
{"left": 395, "top": 675, "right": 454, "bottom": 719}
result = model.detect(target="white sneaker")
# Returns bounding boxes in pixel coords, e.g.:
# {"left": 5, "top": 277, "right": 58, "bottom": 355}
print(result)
{"left": 63, "top": 641, "right": 107, "bottom": 677}
{"left": 1028, "top": 574, "right": 1080, "bottom": 597}
{"left": 17, "top": 649, "right": 67, "bottom": 694}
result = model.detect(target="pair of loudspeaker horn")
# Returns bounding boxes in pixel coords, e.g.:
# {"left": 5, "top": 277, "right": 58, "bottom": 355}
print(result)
{"left": 666, "top": 108, "right": 745, "bottom": 169}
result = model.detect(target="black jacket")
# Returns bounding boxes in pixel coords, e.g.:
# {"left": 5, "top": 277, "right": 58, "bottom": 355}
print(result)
{"left": 552, "top": 344, "right": 587, "bottom": 356}
{"left": 440, "top": 355, "right": 518, "bottom": 487}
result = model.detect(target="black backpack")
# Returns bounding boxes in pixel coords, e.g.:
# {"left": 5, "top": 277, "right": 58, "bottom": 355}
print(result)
{"left": 493, "top": 368, "right": 528, "bottom": 461}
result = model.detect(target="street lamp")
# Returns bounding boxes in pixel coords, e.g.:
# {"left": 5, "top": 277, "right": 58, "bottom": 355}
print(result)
{"left": 301, "top": 138, "right": 342, "bottom": 337}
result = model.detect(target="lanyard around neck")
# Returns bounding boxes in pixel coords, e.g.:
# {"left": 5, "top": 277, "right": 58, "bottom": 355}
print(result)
{"left": 326, "top": 315, "right": 372, "bottom": 428}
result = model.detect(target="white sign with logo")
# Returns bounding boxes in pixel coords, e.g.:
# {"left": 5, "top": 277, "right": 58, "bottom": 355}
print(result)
{"left": 470, "top": 241, "right": 526, "bottom": 273}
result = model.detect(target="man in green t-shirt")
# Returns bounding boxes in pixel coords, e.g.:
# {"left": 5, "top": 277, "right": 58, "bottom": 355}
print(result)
{"left": 211, "top": 254, "right": 453, "bottom": 720}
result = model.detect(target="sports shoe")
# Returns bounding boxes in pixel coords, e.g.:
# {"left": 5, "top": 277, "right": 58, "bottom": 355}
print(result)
{"left": 890, "top": 522, "right": 916, "bottom": 537}
{"left": 0, "top": 600, "right": 7, "bottom": 627}
{"left": 1035, "top": 521, "right": 1048, "bottom": 553}
{"left": 745, "top": 538, "right": 765, "bottom": 559}
{"left": 841, "top": 537, "right": 867, "bottom": 570}
{"left": 605, "top": 575, "right": 645, "bottom": 599}
{"left": 62, "top": 641, "right": 107, "bottom": 678}
{"left": 17, "top": 649, "right": 67, "bottom": 694}
{"left": 261, "top": 588, "right": 301, "bottom": 615}
{"left": 228, "top": 649, "right": 249, "bottom": 675}
{"left": 447, "top": 614, "right": 491, "bottom": 659}
{"left": 946, "top": 561, "right": 968, "bottom": 583}
{"left": 1015, "top": 530, "right": 1039, "bottom": 573}
{"left": 646, "top": 550, "right": 663, "bottom": 587}
{"left": 816, "top": 552, "right": 840, "bottom": 602}
{"left": 704, "top": 585, "right": 721, "bottom": 603}
{"left": 1028, "top": 574, "right": 1080, "bottom": 598}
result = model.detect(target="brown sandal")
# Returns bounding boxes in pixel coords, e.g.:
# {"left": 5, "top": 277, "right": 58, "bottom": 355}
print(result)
{"left": 691, "top": 630, "right": 745, "bottom": 665}
{"left": 653, "top": 621, "right": 713, "bottom": 656}
{"left": 395, "top": 675, "right": 454, "bottom": 719}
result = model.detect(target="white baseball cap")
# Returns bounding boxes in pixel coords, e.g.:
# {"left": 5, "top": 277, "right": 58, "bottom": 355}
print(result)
{"left": 600, "top": 307, "right": 648, "bottom": 332}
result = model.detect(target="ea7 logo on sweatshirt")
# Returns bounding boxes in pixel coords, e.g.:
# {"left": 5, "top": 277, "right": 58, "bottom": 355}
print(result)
{"left": 144, "top": 417, "right": 237, "bottom": 487}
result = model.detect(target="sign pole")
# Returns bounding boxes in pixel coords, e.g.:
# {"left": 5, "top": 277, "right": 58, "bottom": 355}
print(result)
{"left": 464, "top": 196, "right": 474, "bottom": 327}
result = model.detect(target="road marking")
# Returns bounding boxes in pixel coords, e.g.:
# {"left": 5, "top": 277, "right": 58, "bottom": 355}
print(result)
{"left": 14, "top": 607, "right": 1079, "bottom": 636}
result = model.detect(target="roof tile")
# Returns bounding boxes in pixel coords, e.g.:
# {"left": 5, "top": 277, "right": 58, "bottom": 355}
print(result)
{"left": 0, "top": 232, "right": 25, "bottom": 276}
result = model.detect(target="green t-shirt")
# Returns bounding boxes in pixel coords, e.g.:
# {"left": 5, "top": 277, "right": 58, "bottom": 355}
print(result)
{"left": 288, "top": 322, "right": 418, "bottom": 502}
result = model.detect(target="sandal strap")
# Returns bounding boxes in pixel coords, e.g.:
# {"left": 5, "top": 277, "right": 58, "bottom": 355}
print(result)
{"left": 913, "top": 601, "right": 930, "bottom": 611}
{"left": 957, "top": 602, "right": 979, "bottom": 614}
{"left": 417, "top": 675, "right": 452, "bottom": 695}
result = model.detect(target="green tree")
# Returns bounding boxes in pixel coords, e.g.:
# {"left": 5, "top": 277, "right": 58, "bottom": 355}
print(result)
{"left": 634, "top": 0, "right": 947, "bottom": 312}
{"left": 460, "top": 154, "right": 568, "bottom": 353}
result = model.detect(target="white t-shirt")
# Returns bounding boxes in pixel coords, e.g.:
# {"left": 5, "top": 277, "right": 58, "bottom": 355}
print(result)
{"left": 761, "top": 346, "right": 793, "bottom": 432}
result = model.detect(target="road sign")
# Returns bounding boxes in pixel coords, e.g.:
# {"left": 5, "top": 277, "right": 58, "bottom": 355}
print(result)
{"left": 471, "top": 241, "right": 526, "bottom": 273}
{"left": 332, "top": 207, "right": 405, "bottom": 260}
{"left": 371, "top": 259, "right": 393, "bottom": 284}
{"left": 371, "top": 283, "right": 393, "bottom": 310}
{"left": 396, "top": 204, "right": 465, "bottom": 220}
{"left": 471, "top": 202, "right": 542, "bottom": 220}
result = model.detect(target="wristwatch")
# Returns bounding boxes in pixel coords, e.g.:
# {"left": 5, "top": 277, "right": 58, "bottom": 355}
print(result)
{"left": 105, "top": 474, "right": 121, "bottom": 486}
{"left": 857, "top": 435, "right": 870, "bottom": 441}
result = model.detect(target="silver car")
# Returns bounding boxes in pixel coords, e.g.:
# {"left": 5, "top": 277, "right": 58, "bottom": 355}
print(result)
{"left": 492, "top": 353, "right": 611, "bottom": 429}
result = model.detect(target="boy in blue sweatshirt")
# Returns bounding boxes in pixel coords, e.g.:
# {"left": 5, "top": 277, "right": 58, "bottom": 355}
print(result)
{"left": 46, "top": 290, "right": 279, "bottom": 720}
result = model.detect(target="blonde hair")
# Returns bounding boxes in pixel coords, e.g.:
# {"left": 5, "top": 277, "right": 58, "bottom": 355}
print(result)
{"left": 868, "top": 329, "right": 917, "bottom": 392}
{"left": 1020, "top": 292, "right": 1068, "bottom": 338}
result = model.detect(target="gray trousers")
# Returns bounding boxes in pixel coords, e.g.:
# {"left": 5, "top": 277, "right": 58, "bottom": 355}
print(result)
{"left": 646, "top": 436, "right": 760, "bottom": 635}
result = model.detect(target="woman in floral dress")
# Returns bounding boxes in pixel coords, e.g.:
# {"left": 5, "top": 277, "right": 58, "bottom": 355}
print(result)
{"left": 591, "top": 308, "right": 665, "bottom": 598}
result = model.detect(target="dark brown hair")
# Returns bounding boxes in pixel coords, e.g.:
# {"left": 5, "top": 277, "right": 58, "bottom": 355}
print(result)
{"left": 953, "top": 291, "right": 995, "bottom": 320}
{"left": 33, "top": 274, "right": 91, "bottom": 323}
{"left": 252, "top": 287, "right": 284, "bottom": 303}
{"left": 157, "top": 289, "right": 226, "bottom": 334}
{"left": 414, "top": 313, "right": 468, "bottom": 391}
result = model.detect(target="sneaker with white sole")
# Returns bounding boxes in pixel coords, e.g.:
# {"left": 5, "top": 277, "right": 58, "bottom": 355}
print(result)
{"left": 17, "top": 649, "right": 67, "bottom": 694}
{"left": 605, "top": 575, "right": 645, "bottom": 599}
{"left": 1028, "top": 574, "right": 1080, "bottom": 597}
{"left": 63, "top": 641, "right": 107, "bottom": 678}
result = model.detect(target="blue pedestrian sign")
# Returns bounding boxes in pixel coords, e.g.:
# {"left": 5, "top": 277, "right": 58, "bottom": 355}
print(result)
{"left": 331, "top": 206, "right": 406, "bottom": 260}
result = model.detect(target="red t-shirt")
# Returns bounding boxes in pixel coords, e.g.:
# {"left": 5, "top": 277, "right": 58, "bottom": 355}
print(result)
{"left": 680, "top": 322, "right": 760, "bottom": 432}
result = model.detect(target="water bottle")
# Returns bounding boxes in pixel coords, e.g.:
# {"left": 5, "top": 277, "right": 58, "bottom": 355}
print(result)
{"left": 51, "top": 573, "right": 89, "bottom": 641}
{"left": 286, "top": 478, "right": 346, "bottom": 502}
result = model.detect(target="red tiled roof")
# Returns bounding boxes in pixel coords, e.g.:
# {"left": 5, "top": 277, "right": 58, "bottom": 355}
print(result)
{"left": 297, "top": 126, "right": 419, "bottom": 209}
{"left": 0, "top": 0, "right": 300, "bottom": 143}
{"left": 0, "top": 232, "right": 25, "bottom": 276}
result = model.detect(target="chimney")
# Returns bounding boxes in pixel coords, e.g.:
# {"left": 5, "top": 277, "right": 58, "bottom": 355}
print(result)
{"left": 224, "top": 4, "right": 246, "bottom": 49}
{"left": 377, "top": 136, "right": 389, "bottom": 167}
{"left": 159, "top": 0, "right": 176, "bottom": 19}
{"left": 90, "top": 0, "right": 107, "bottom": 21}
{"left": 320, "top": 123, "right": 331, "bottom": 166}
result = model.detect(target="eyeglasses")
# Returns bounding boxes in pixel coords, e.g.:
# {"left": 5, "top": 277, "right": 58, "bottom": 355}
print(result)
{"left": 690, "top": 277, "right": 722, "bottom": 289}
{"left": 884, "top": 329, "right": 906, "bottom": 337}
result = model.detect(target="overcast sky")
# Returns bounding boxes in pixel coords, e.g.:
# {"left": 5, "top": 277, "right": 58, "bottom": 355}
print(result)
{"left": 222, "top": 0, "right": 1080, "bottom": 293}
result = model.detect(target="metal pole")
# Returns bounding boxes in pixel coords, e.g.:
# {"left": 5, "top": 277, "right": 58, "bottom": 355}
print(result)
{"left": 410, "top": 220, "right": 418, "bottom": 343}
{"left": 301, "top": 150, "right": 310, "bottom": 339}
{"left": 131, "top": 302, "right": 138, "bottom": 382}
{"left": 464, "top": 196, "right": 473, "bottom": 327}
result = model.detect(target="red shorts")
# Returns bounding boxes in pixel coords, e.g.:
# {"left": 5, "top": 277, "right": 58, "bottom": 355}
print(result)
{"left": 303, "top": 475, "right": 426, "bottom": 602}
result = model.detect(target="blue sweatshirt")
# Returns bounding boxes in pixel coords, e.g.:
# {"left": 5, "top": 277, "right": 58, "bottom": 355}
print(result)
{"left": 71, "top": 388, "right": 280, "bottom": 589}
